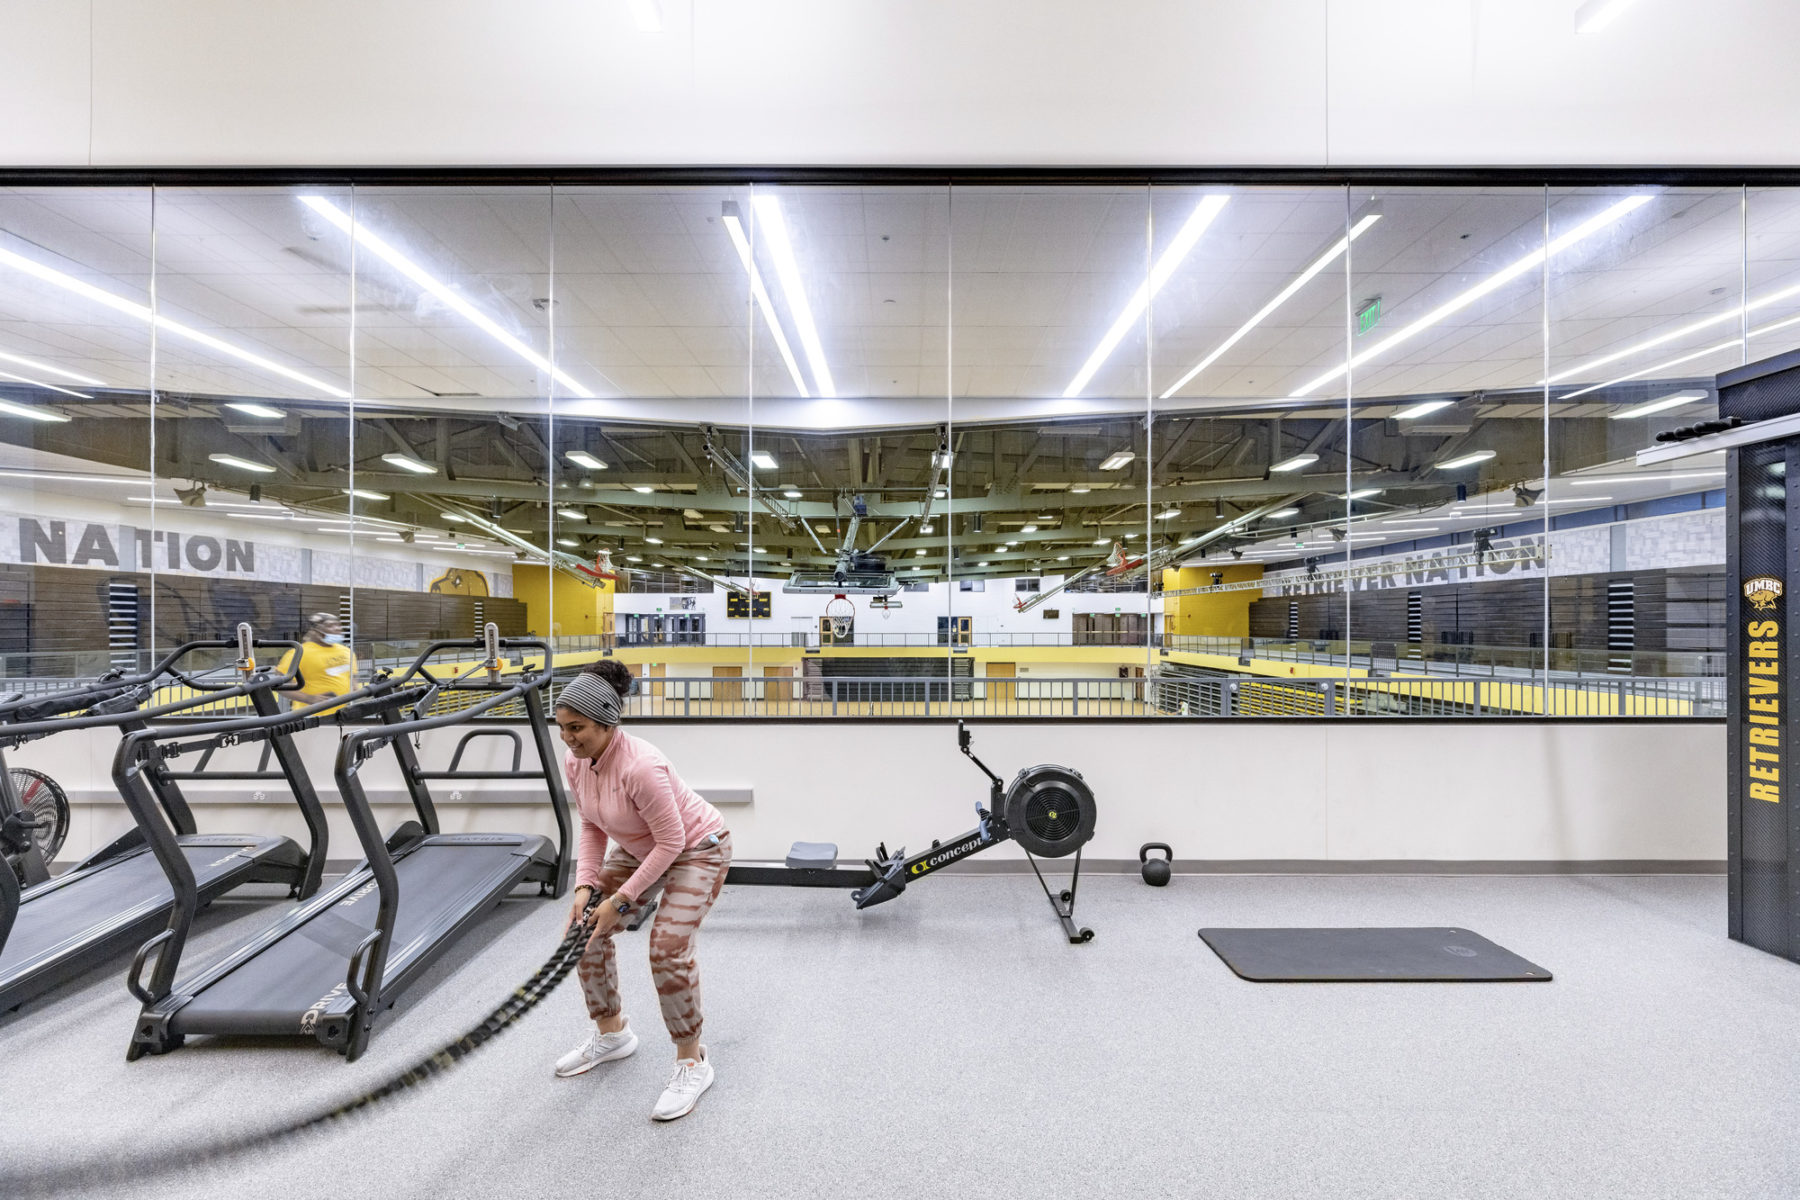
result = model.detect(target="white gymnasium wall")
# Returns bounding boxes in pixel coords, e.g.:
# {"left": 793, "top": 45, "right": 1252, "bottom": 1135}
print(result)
{"left": 29, "top": 719, "right": 1725, "bottom": 869}
{"left": 4, "top": 1, "right": 1799, "bottom": 168}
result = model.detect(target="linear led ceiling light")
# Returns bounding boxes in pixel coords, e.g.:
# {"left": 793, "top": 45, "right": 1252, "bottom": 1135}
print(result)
{"left": 564, "top": 450, "right": 607, "bottom": 471}
{"left": 556, "top": 507, "right": 586, "bottom": 521}
{"left": 342, "top": 488, "right": 390, "bottom": 501}
{"left": 1393, "top": 399, "right": 1454, "bottom": 420}
{"left": 1160, "top": 206, "right": 1379, "bottom": 398}
{"left": 1548, "top": 282, "right": 1800, "bottom": 388}
{"left": 299, "top": 196, "right": 595, "bottom": 399}
{"left": 1435, "top": 450, "right": 1497, "bottom": 470}
{"left": 1262, "top": 507, "right": 1300, "bottom": 520}
{"left": 1270, "top": 453, "right": 1319, "bottom": 473}
{"left": 208, "top": 453, "right": 276, "bottom": 474}
{"left": 750, "top": 451, "right": 778, "bottom": 470}
{"left": 380, "top": 452, "right": 435, "bottom": 474}
{"left": 226, "top": 402, "right": 285, "bottom": 419}
{"left": 1575, "top": 0, "right": 1638, "bottom": 33}
{"left": 1099, "top": 451, "right": 1135, "bottom": 471}
{"left": 0, "top": 396, "right": 72, "bottom": 421}
{"left": 749, "top": 194, "right": 835, "bottom": 397}
{"left": 1066, "top": 194, "right": 1230, "bottom": 398}
{"left": 0, "top": 349, "right": 104, "bottom": 387}
{"left": 1559, "top": 313, "right": 1800, "bottom": 401}
{"left": 0, "top": 243, "right": 349, "bottom": 398}
{"left": 1289, "top": 194, "right": 1653, "bottom": 398}
{"left": 721, "top": 202, "right": 808, "bottom": 397}
{"left": 1609, "top": 390, "right": 1708, "bottom": 420}
{"left": 0, "top": 370, "right": 89, "bottom": 400}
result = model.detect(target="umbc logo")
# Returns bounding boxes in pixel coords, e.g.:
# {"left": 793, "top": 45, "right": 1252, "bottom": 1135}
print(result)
{"left": 1745, "top": 576, "right": 1785, "bottom": 612}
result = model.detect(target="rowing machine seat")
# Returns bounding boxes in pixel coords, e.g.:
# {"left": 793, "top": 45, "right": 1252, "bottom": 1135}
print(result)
{"left": 785, "top": 841, "right": 838, "bottom": 870}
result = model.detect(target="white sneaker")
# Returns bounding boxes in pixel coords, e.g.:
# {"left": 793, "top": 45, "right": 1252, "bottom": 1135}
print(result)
{"left": 554, "top": 1020, "right": 639, "bottom": 1077}
{"left": 651, "top": 1049, "right": 714, "bottom": 1121}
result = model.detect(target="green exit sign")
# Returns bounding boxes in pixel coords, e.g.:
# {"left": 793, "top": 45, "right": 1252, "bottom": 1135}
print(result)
{"left": 1355, "top": 296, "right": 1382, "bottom": 335}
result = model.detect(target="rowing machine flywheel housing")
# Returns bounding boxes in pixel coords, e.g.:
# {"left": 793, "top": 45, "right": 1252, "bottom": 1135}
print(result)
{"left": 1001, "top": 765, "right": 1096, "bottom": 858}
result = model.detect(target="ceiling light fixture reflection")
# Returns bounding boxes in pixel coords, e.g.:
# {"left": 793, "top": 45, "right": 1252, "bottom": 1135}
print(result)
{"left": 440, "top": 512, "right": 468, "bottom": 523}
{"left": 0, "top": 349, "right": 104, "bottom": 387}
{"left": 0, "top": 244, "right": 349, "bottom": 397}
{"left": 380, "top": 452, "right": 435, "bottom": 474}
{"left": 1066, "top": 194, "right": 1230, "bottom": 398}
{"left": 1548, "top": 282, "right": 1800, "bottom": 387}
{"left": 342, "top": 488, "right": 390, "bottom": 501}
{"left": 1434, "top": 450, "right": 1498, "bottom": 470}
{"left": 1609, "top": 390, "right": 1708, "bottom": 420}
{"left": 225, "top": 402, "right": 285, "bottom": 419}
{"left": 564, "top": 450, "right": 607, "bottom": 471}
{"left": 298, "top": 195, "right": 595, "bottom": 398}
{"left": 0, "top": 398, "right": 71, "bottom": 422}
{"left": 1289, "top": 194, "right": 1653, "bottom": 397}
{"left": 556, "top": 507, "right": 585, "bottom": 521}
{"left": 1343, "top": 488, "right": 1383, "bottom": 499}
{"left": 0, "top": 370, "right": 89, "bottom": 400}
{"left": 632, "top": 485, "right": 655, "bottom": 494}
{"left": 750, "top": 451, "right": 778, "bottom": 470}
{"left": 1099, "top": 451, "right": 1134, "bottom": 471}
{"left": 750, "top": 193, "right": 835, "bottom": 397}
{"left": 208, "top": 453, "right": 276, "bottom": 474}
{"left": 1575, "top": 0, "right": 1638, "bottom": 33}
{"left": 1270, "top": 453, "right": 1318, "bottom": 473}
{"left": 1160, "top": 207, "right": 1380, "bottom": 398}
{"left": 721, "top": 201, "right": 809, "bottom": 397}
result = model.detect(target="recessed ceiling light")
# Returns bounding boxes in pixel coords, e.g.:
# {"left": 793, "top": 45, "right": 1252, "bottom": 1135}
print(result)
{"left": 299, "top": 195, "right": 595, "bottom": 398}
{"left": 751, "top": 194, "right": 835, "bottom": 397}
{"left": 1608, "top": 390, "right": 1708, "bottom": 420}
{"left": 1160, "top": 208, "right": 1380, "bottom": 398}
{"left": 381, "top": 452, "right": 435, "bottom": 474}
{"left": 0, "top": 348, "right": 105, "bottom": 388}
{"left": 208, "top": 453, "right": 275, "bottom": 474}
{"left": 1099, "top": 451, "right": 1134, "bottom": 471}
{"left": 0, "top": 398, "right": 72, "bottom": 422}
{"left": 556, "top": 507, "right": 585, "bottom": 520}
{"left": 1435, "top": 450, "right": 1497, "bottom": 471}
{"left": 1271, "top": 453, "right": 1319, "bottom": 473}
{"left": 565, "top": 450, "right": 607, "bottom": 471}
{"left": 1065, "top": 195, "right": 1229, "bottom": 397}
{"left": 1393, "top": 400, "right": 1454, "bottom": 420}
{"left": 0, "top": 243, "right": 349, "bottom": 397}
{"left": 721, "top": 202, "right": 808, "bottom": 397}
{"left": 750, "top": 451, "right": 778, "bottom": 470}
{"left": 1291, "top": 194, "right": 1653, "bottom": 398}
{"left": 342, "top": 488, "right": 389, "bottom": 501}
{"left": 225, "top": 402, "right": 285, "bottom": 419}
{"left": 915, "top": 548, "right": 927, "bottom": 556}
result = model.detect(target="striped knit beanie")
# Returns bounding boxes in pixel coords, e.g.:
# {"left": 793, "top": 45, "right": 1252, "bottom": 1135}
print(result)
{"left": 555, "top": 672, "right": 623, "bottom": 727}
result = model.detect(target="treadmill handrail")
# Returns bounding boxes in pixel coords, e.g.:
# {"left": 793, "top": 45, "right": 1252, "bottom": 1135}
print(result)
{"left": 324, "top": 638, "right": 570, "bottom": 1056}
{"left": 0, "top": 637, "right": 306, "bottom": 726}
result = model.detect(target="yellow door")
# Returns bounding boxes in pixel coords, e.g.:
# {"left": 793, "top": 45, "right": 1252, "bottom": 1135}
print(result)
{"left": 987, "top": 661, "right": 1016, "bottom": 710}
{"left": 713, "top": 665, "right": 743, "bottom": 705}
{"left": 763, "top": 665, "right": 791, "bottom": 703}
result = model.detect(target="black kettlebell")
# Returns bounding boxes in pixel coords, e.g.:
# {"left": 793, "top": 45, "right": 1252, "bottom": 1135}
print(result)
{"left": 1139, "top": 842, "right": 1172, "bottom": 887}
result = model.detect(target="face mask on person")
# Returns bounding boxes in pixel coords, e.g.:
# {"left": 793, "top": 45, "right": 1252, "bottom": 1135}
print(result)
{"left": 322, "top": 633, "right": 346, "bottom": 645}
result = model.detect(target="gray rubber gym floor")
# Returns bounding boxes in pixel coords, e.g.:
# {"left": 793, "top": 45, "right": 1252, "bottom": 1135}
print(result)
{"left": 4, "top": 873, "right": 1798, "bottom": 1200}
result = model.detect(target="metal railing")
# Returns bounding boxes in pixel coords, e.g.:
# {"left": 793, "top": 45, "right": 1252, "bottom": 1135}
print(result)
{"left": 1161, "top": 635, "right": 1725, "bottom": 681}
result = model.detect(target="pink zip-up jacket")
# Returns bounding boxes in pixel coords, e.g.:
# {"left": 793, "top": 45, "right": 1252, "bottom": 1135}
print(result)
{"left": 564, "top": 728, "right": 725, "bottom": 903}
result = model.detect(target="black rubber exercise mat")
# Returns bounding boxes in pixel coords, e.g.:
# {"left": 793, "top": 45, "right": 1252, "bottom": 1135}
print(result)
{"left": 1198, "top": 927, "right": 1552, "bottom": 982}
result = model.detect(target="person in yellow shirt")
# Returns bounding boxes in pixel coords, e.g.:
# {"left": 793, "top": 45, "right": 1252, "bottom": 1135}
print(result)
{"left": 278, "top": 612, "right": 359, "bottom": 709}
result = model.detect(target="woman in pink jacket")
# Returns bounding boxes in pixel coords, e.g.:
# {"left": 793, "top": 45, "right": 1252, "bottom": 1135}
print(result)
{"left": 551, "top": 660, "right": 731, "bottom": 1121}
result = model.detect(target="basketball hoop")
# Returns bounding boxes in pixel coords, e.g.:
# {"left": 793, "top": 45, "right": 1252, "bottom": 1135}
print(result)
{"left": 826, "top": 594, "right": 855, "bottom": 640}
{"left": 869, "top": 595, "right": 903, "bottom": 620}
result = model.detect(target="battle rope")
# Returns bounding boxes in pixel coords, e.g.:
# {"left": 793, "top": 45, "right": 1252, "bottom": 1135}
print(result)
{"left": 6, "top": 898, "right": 602, "bottom": 1198}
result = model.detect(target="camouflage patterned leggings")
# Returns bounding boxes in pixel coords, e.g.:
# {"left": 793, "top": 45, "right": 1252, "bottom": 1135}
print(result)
{"left": 576, "top": 832, "right": 731, "bottom": 1043}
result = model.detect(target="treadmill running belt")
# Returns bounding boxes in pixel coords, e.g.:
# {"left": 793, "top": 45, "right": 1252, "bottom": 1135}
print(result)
{"left": 168, "top": 836, "right": 547, "bottom": 1038}
{"left": 1, "top": 839, "right": 290, "bottom": 1006}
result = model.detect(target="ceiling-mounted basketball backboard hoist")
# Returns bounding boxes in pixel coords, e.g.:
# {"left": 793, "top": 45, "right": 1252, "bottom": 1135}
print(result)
{"left": 1011, "top": 494, "right": 1308, "bottom": 613}
{"left": 784, "top": 428, "right": 951, "bottom": 598}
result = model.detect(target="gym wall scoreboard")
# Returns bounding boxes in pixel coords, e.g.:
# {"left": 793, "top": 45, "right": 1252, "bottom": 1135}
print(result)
{"left": 726, "top": 590, "right": 772, "bottom": 619}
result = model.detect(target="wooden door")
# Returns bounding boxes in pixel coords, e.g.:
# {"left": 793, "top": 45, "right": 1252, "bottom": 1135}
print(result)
{"left": 987, "top": 661, "right": 1016, "bottom": 710}
{"left": 713, "top": 665, "right": 744, "bottom": 705}
{"left": 763, "top": 665, "right": 791, "bottom": 704}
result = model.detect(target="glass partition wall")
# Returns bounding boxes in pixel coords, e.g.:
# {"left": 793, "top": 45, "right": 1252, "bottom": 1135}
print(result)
{"left": 0, "top": 177, "right": 1752, "bottom": 718}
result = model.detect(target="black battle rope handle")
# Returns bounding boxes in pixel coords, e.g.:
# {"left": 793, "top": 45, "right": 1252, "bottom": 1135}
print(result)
{"left": 6, "top": 898, "right": 604, "bottom": 1198}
